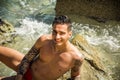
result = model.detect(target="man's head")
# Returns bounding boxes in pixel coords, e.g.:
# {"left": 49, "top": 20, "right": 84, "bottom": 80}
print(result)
{"left": 52, "top": 15, "right": 72, "bottom": 46}
{"left": 52, "top": 15, "right": 72, "bottom": 31}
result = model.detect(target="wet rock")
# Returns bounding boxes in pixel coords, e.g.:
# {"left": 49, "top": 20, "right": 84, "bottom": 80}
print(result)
{"left": 0, "top": 19, "right": 15, "bottom": 45}
{"left": 72, "top": 34, "right": 108, "bottom": 80}
{"left": 72, "top": 34, "right": 105, "bottom": 72}
{"left": 0, "top": 19, "right": 14, "bottom": 33}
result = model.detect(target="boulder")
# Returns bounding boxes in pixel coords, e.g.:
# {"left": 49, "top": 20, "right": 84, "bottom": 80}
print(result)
{"left": 0, "top": 19, "right": 15, "bottom": 45}
{"left": 55, "top": 0, "right": 120, "bottom": 22}
{"left": 72, "top": 34, "right": 109, "bottom": 80}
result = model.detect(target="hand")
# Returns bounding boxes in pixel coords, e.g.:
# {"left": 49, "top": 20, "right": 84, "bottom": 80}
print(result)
{"left": 74, "top": 75, "right": 81, "bottom": 80}
{"left": 15, "top": 74, "right": 23, "bottom": 80}
{"left": 67, "top": 75, "right": 81, "bottom": 80}
{"left": 67, "top": 78, "right": 73, "bottom": 80}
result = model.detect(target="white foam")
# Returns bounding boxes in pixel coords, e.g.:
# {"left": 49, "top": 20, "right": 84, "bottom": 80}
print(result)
{"left": 72, "top": 23, "right": 120, "bottom": 52}
{"left": 15, "top": 17, "right": 51, "bottom": 38}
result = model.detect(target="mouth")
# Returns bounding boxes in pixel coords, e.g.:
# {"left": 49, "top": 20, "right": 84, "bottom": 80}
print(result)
{"left": 55, "top": 40, "right": 61, "bottom": 43}
{"left": 55, "top": 39, "right": 61, "bottom": 43}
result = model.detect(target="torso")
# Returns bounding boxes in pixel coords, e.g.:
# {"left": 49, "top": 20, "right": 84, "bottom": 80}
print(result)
{"left": 30, "top": 35, "right": 81, "bottom": 80}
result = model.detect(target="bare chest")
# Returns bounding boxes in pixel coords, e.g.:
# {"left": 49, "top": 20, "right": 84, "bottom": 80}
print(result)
{"left": 31, "top": 51, "right": 73, "bottom": 80}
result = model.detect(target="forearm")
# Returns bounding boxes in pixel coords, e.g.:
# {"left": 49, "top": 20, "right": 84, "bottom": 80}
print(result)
{"left": 17, "top": 57, "right": 30, "bottom": 75}
{"left": 70, "top": 59, "right": 83, "bottom": 80}
{"left": 17, "top": 46, "right": 39, "bottom": 75}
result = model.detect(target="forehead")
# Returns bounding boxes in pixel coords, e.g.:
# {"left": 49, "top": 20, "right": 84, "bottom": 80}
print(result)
{"left": 52, "top": 24, "right": 68, "bottom": 31}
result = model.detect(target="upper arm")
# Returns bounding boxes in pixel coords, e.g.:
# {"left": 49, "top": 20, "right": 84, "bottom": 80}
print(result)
{"left": 71, "top": 52, "right": 84, "bottom": 79}
{"left": 21, "top": 35, "right": 48, "bottom": 62}
{"left": 17, "top": 35, "right": 47, "bottom": 75}
{"left": 34, "top": 34, "right": 48, "bottom": 49}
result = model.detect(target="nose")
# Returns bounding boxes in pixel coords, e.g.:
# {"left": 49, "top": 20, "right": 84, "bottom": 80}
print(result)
{"left": 56, "top": 34, "right": 60, "bottom": 39}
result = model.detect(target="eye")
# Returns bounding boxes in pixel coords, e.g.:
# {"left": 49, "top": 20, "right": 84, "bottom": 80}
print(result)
{"left": 60, "top": 32, "right": 65, "bottom": 35}
{"left": 52, "top": 30, "right": 57, "bottom": 35}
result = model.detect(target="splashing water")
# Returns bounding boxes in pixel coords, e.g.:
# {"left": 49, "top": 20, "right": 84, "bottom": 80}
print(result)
{"left": 15, "top": 17, "right": 52, "bottom": 40}
{"left": 72, "top": 23, "right": 120, "bottom": 53}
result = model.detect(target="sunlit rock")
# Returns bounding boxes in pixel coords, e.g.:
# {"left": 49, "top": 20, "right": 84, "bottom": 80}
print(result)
{"left": 0, "top": 19, "right": 15, "bottom": 45}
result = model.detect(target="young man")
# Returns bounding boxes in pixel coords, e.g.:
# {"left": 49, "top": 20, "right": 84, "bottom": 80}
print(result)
{"left": 1, "top": 15, "right": 84, "bottom": 80}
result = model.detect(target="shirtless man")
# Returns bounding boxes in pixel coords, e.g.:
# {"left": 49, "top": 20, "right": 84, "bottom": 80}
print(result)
{"left": 0, "top": 15, "right": 84, "bottom": 80}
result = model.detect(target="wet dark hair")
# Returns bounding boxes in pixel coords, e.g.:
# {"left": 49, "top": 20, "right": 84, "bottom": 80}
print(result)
{"left": 52, "top": 15, "right": 72, "bottom": 31}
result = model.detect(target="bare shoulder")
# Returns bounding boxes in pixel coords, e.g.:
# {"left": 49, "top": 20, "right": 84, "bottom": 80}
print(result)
{"left": 69, "top": 44, "right": 84, "bottom": 62}
{"left": 35, "top": 34, "right": 52, "bottom": 46}
{"left": 37, "top": 34, "right": 52, "bottom": 42}
{"left": 35, "top": 34, "right": 52, "bottom": 48}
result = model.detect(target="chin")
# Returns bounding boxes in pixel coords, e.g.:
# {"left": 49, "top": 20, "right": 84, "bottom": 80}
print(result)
{"left": 55, "top": 42, "right": 63, "bottom": 46}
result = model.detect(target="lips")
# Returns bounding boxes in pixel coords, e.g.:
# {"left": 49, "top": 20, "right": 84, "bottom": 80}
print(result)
{"left": 55, "top": 39, "right": 61, "bottom": 43}
{"left": 56, "top": 40, "right": 61, "bottom": 43}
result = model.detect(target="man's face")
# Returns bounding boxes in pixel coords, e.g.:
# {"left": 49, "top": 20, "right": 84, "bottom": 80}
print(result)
{"left": 52, "top": 24, "right": 72, "bottom": 46}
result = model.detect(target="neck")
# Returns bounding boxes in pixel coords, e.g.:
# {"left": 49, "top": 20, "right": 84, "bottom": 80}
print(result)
{"left": 54, "top": 41, "right": 69, "bottom": 53}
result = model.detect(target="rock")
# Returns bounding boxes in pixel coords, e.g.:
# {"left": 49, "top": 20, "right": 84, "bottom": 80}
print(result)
{"left": 72, "top": 34, "right": 108, "bottom": 80}
{"left": 0, "top": 19, "right": 15, "bottom": 45}
{"left": 55, "top": 0, "right": 120, "bottom": 22}
{"left": 0, "top": 19, "right": 14, "bottom": 33}
{"left": 72, "top": 34, "right": 105, "bottom": 72}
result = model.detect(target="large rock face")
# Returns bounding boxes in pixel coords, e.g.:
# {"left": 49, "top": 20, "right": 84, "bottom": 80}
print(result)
{"left": 55, "top": 0, "right": 120, "bottom": 22}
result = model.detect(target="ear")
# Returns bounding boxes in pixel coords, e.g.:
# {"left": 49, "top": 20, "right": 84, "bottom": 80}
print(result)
{"left": 68, "top": 31, "right": 72, "bottom": 38}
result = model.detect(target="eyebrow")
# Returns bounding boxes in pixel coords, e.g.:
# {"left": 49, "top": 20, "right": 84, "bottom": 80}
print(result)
{"left": 52, "top": 30, "right": 66, "bottom": 33}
